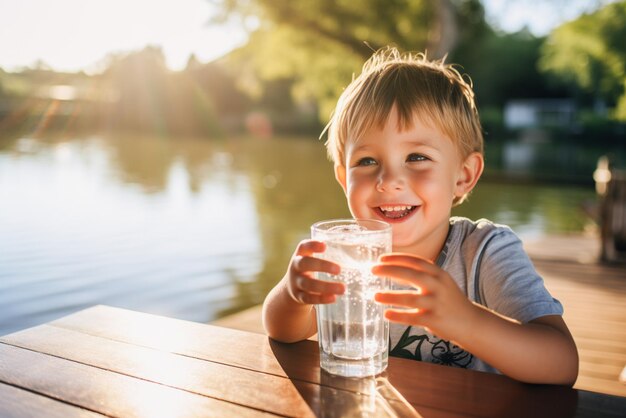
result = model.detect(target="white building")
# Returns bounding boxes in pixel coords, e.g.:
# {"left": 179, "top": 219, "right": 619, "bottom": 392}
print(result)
{"left": 504, "top": 99, "right": 576, "bottom": 129}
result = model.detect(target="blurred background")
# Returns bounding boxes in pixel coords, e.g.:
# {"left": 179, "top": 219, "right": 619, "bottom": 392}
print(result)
{"left": 0, "top": 0, "right": 625, "bottom": 336}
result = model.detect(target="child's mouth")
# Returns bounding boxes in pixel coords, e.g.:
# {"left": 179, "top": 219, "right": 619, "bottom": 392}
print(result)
{"left": 377, "top": 205, "right": 417, "bottom": 219}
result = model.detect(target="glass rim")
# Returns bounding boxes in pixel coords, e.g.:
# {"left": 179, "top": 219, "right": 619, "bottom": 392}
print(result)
{"left": 311, "top": 218, "right": 391, "bottom": 234}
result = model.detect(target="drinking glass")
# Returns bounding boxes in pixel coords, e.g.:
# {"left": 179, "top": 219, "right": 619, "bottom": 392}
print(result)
{"left": 312, "top": 219, "right": 392, "bottom": 377}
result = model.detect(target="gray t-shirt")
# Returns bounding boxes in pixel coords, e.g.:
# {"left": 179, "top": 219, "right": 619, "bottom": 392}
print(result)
{"left": 388, "top": 217, "right": 564, "bottom": 373}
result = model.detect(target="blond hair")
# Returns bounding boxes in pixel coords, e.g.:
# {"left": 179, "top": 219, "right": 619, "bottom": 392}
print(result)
{"left": 324, "top": 47, "right": 483, "bottom": 168}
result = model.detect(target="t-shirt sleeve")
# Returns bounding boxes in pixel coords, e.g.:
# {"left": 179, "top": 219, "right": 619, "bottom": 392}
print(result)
{"left": 476, "top": 229, "right": 564, "bottom": 323}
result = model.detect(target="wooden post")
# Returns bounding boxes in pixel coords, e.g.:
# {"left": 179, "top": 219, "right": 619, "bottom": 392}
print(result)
{"left": 597, "top": 157, "right": 626, "bottom": 263}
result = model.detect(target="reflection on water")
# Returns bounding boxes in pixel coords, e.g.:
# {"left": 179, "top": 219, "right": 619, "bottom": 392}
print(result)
{"left": 0, "top": 134, "right": 596, "bottom": 336}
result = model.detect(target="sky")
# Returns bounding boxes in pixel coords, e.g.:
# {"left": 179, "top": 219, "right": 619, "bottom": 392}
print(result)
{"left": 482, "top": 0, "right": 612, "bottom": 34}
{"left": 0, "top": 0, "right": 250, "bottom": 73}
{"left": 0, "top": 0, "right": 612, "bottom": 73}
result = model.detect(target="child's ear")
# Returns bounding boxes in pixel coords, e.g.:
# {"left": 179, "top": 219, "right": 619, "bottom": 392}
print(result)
{"left": 454, "top": 152, "right": 484, "bottom": 198}
{"left": 335, "top": 164, "right": 347, "bottom": 194}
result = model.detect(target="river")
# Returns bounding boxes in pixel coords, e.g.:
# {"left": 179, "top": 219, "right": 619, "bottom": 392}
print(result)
{"left": 0, "top": 133, "right": 597, "bottom": 336}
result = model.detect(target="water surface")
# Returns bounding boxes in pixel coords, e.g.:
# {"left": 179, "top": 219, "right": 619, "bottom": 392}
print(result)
{"left": 0, "top": 134, "right": 597, "bottom": 336}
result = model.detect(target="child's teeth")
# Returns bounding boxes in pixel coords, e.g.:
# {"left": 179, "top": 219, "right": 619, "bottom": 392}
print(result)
{"left": 381, "top": 205, "right": 410, "bottom": 211}
{"left": 378, "top": 205, "right": 415, "bottom": 219}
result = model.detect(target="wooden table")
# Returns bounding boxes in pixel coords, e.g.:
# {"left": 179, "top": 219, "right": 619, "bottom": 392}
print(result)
{"left": 1, "top": 306, "right": 625, "bottom": 417}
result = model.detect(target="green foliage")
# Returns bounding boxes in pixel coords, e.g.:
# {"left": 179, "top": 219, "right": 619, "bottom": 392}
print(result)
{"left": 213, "top": 0, "right": 489, "bottom": 121}
{"left": 539, "top": 0, "right": 626, "bottom": 118}
{"left": 578, "top": 108, "right": 626, "bottom": 138}
{"left": 616, "top": 80, "right": 626, "bottom": 120}
{"left": 213, "top": 0, "right": 440, "bottom": 57}
{"left": 453, "top": 29, "right": 568, "bottom": 108}
{"left": 222, "top": 26, "right": 363, "bottom": 121}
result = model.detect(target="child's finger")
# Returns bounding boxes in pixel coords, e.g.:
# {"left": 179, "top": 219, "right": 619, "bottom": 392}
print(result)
{"left": 296, "top": 273, "right": 345, "bottom": 296}
{"left": 297, "top": 291, "right": 337, "bottom": 305}
{"left": 293, "top": 255, "right": 340, "bottom": 275}
{"left": 375, "top": 291, "right": 434, "bottom": 310}
{"left": 295, "top": 240, "right": 326, "bottom": 256}
{"left": 384, "top": 308, "right": 429, "bottom": 326}
{"left": 378, "top": 253, "right": 440, "bottom": 275}
{"left": 371, "top": 264, "right": 435, "bottom": 290}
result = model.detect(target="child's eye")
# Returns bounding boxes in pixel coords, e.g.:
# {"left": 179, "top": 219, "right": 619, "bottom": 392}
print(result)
{"left": 407, "top": 153, "right": 427, "bottom": 162}
{"left": 356, "top": 157, "right": 377, "bottom": 166}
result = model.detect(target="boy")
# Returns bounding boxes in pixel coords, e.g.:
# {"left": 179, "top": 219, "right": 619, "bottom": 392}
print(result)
{"left": 262, "top": 47, "right": 578, "bottom": 384}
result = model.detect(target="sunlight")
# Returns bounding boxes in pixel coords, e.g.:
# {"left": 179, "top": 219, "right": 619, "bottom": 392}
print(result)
{"left": 129, "top": 383, "right": 197, "bottom": 418}
{"left": 32, "top": 100, "right": 60, "bottom": 136}
{"left": 111, "top": 312, "right": 197, "bottom": 354}
{"left": 100, "top": 314, "right": 212, "bottom": 417}
{"left": 0, "top": 0, "right": 248, "bottom": 72}
{"left": 118, "top": 336, "right": 197, "bottom": 392}
{"left": 318, "top": 373, "right": 423, "bottom": 417}
{"left": 47, "top": 85, "right": 77, "bottom": 101}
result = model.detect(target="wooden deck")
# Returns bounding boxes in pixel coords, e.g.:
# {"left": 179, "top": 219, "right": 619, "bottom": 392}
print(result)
{"left": 524, "top": 234, "right": 626, "bottom": 397}
{"left": 212, "top": 233, "right": 626, "bottom": 397}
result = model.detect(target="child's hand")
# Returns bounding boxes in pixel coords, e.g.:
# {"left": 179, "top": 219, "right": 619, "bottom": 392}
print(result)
{"left": 285, "top": 240, "right": 345, "bottom": 306}
{"left": 372, "top": 253, "right": 477, "bottom": 342}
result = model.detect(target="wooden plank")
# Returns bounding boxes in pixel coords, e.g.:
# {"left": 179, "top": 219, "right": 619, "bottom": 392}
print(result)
{"left": 0, "top": 382, "right": 107, "bottom": 418}
{"left": 533, "top": 263, "right": 612, "bottom": 282}
{"left": 1, "top": 325, "right": 314, "bottom": 418}
{"left": 563, "top": 308, "right": 626, "bottom": 322}
{"left": 557, "top": 295, "right": 626, "bottom": 307}
{"left": 524, "top": 234, "right": 601, "bottom": 264}
{"left": 577, "top": 356, "right": 625, "bottom": 376}
{"left": 565, "top": 326, "right": 626, "bottom": 343}
{"left": 565, "top": 313, "right": 626, "bottom": 325}
{"left": 575, "top": 349, "right": 626, "bottom": 365}
{"left": 0, "top": 343, "right": 274, "bottom": 418}
{"left": 211, "top": 305, "right": 264, "bottom": 334}
{"left": 553, "top": 290, "right": 626, "bottom": 304}
{"left": 385, "top": 357, "right": 578, "bottom": 418}
{"left": 0, "top": 307, "right": 435, "bottom": 417}
{"left": 575, "top": 374, "right": 626, "bottom": 398}
{"left": 276, "top": 377, "right": 445, "bottom": 418}
{"left": 574, "top": 336, "right": 626, "bottom": 353}
{"left": 0, "top": 323, "right": 456, "bottom": 417}
{"left": 568, "top": 319, "right": 626, "bottom": 332}
{"left": 528, "top": 236, "right": 626, "bottom": 398}
{"left": 45, "top": 305, "right": 579, "bottom": 418}
{"left": 48, "top": 305, "right": 290, "bottom": 377}
{"left": 546, "top": 280, "right": 626, "bottom": 295}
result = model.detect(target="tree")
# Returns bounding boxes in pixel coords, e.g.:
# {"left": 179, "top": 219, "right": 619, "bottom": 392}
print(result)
{"left": 212, "top": 0, "right": 477, "bottom": 59}
{"left": 212, "top": 0, "right": 489, "bottom": 119}
{"left": 452, "top": 29, "right": 570, "bottom": 108}
{"left": 104, "top": 46, "right": 170, "bottom": 133}
{"left": 539, "top": 0, "right": 626, "bottom": 119}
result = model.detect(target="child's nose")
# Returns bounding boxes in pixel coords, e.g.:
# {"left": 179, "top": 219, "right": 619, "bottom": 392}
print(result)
{"left": 376, "top": 166, "right": 405, "bottom": 192}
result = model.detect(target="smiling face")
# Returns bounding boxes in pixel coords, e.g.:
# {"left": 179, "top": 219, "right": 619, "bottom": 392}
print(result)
{"left": 335, "top": 110, "right": 483, "bottom": 260}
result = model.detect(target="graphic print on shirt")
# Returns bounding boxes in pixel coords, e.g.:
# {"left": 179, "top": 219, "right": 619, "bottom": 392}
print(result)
{"left": 390, "top": 326, "right": 474, "bottom": 368}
